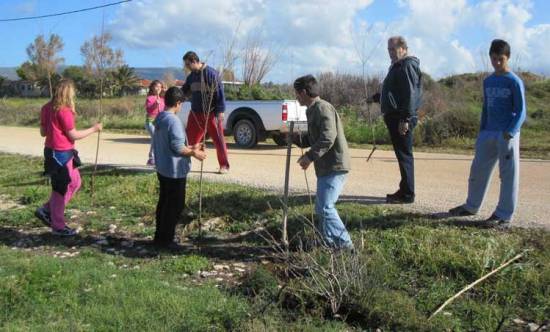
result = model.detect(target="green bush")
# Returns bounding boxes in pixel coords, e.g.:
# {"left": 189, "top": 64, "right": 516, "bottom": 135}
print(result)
{"left": 241, "top": 266, "right": 279, "bottom": 298}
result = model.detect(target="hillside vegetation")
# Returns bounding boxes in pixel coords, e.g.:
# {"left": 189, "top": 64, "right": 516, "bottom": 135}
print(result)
{"left": 1, "top": 72, "right": 548, "bottom": 158}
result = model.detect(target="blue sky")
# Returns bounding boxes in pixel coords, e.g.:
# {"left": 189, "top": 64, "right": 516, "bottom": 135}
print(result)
{"left": 1, "top": 0, "right": 549, "bottom": 82}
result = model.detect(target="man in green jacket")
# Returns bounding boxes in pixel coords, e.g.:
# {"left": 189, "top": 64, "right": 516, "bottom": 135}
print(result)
{"left": 294, "top": 75, "right": 353, "bottom": 250}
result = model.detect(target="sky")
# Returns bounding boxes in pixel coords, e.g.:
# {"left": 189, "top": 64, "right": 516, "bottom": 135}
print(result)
{"left": 0, "top": 0, "right": 549, "bottom": 83}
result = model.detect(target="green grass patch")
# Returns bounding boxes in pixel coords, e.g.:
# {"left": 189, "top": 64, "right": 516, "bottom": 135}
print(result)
{"left": 0, "top": 153, "right": 548, "bottom": 331}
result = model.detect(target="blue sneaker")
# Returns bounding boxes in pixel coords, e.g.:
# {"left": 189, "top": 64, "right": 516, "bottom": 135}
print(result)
{"left": 52, "top": 226, "right": 77, "bottom": 237}
{"left": 34, "top": 207, "right": 51, "bottom": 227}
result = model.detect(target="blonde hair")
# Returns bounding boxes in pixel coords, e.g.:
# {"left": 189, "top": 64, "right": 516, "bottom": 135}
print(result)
{"left": 53, "top": 79, "right": 76, "bottom": 113}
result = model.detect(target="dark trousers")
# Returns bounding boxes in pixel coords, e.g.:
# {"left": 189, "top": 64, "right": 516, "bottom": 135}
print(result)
{"left": 384, "top": 115, "right": 415, "bottom": 197}
{"left": 155, "top": 173, "right": 187, "bottom": 244}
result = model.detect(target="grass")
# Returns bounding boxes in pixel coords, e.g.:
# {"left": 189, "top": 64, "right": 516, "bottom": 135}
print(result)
{"left": 0, "top": 152, "right": 549, "bottom": 331}
{"left": 0, "top": 247, "right": 248, "bottom": 331}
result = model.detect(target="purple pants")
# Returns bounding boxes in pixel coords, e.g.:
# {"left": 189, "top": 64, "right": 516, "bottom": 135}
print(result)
{"left": 43, "top": 158, "right": 82, "bottom": 230}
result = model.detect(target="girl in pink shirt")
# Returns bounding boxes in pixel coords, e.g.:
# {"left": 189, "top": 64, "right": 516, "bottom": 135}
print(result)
{"left": 145, "top": 80, "right": 165, "bottom": 165}
{"left": 35, "top": 79, "right": 102, "bottom": 236}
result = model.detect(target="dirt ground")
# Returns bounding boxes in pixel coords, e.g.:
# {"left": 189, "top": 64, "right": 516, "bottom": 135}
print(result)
{"left": 1, "top": 126, "right": 549, "bottom": 229}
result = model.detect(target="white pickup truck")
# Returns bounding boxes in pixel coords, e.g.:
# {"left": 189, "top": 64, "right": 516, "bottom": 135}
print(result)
{"left": 178, "top": 100, "right": 308, "bottom": 148}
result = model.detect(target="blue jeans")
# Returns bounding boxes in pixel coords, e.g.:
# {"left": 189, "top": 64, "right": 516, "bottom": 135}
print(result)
{"left": 145, "top": 121, "right": 155, "bottom": 159}
{"left": 315, "top": 171, "right": 353, "bottom": 249}
{"left": 464, "top": 131, "right": 520, "bottom": 221}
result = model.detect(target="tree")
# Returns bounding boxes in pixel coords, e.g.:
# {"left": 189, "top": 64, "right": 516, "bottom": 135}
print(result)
{"left": 81, "top": 32, "right": 124, "bottom": 74}
{"left": 162, "top": 71, "right": 176, "bottom": 88}
{"left": 111, "top": 65, "right": 140, "bottom": 96}
{"left": 241, "top": 36, "right": 277, "bottom": 85}
{"left": 26, "top": 34, "right": 65, "bottom": 97}
{"left": 16, "top": 61, "right": 40, "bottom": 81}
{"left": 80, "top": 32, "right": 124, "bottom": 96}
{"left": 62, "top": 65, "right": 96, "bottom": 97}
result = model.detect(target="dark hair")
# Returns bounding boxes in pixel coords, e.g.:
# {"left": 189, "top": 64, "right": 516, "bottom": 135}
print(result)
{"left": 489, "top": 39, "right": 511, "bottom": 57}
{"left": 183, "top": 51, "right": 200, "bottom": 63}
{"left": 293, "top": 75, "right": 319, "bottom": 98}
{"left": 388, "top": 36, "right": 408, "bottom": 49}
{"left": 164, "top": 87, "right": 185, "bottom": 108}
{"left": 147, "top": 79, "right": 162, "bottom": 96}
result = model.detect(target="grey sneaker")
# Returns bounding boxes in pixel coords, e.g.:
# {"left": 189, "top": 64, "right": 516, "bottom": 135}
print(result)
{"left": 52, "top": 226, "right": 77, "bottom": 237}
{"left": 34, "top": 206, "right": 51, "bottom": 227}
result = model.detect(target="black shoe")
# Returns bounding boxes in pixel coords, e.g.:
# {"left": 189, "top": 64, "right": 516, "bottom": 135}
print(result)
{"left": 386, "top": 191, "right": 414, "bottom": 204}
{"left": 483, "top": 214, "right": 511, "bottom": 229}
{"left": 153, "top": 240, "right": 185, "bottom": 252}
{"left": 448, "top": 205, "right": 476, "bottom": 217}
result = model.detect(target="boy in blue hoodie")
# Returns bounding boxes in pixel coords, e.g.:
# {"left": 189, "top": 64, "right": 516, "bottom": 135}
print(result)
{"left": 153, "top": 87, "right": 206, "bottom": 249}
{"left": 449, "top": 39, "right": 526, "bottom": 228}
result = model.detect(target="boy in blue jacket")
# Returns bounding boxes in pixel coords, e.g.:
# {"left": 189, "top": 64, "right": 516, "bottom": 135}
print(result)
{"left": 449, "top": 39, "right": 526, "bottom": 228}
{"left": 153, "top": 87, "right": 206, "bottom": 249}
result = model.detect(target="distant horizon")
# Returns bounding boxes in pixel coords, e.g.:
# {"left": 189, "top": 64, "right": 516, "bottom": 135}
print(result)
{"left": 1, "top": 65, "right": 548, "bottom": 85}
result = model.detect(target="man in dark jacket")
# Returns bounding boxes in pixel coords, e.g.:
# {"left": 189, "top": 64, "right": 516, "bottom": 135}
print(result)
{"left": 373, "top": 36, "right": 422, "bottom": 204}
{"left": 294, "top": 75, "right": 353, "bottom": 250}
{"left": 181, "top": 51, "right": 230, "bottom": 174}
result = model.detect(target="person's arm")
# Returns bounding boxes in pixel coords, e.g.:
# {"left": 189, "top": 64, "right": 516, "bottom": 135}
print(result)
{"left": 180, "top": 145, "right": 206, "bottom": 160}
{"left": 396, "top": 63, "right": 419, "bottom": 119}
{"left": 304, "top": 104, "right": 337, "bottom": 162}
{"left": 168, "top": 116, "right": 206, "bottom": 161}
{"left": 505, "top": 78, "right": 527, "bottom": 138}
{"left": 480, "top": 81, "right": 488, "bottom": 132}
{"left": 145, "top": 96, "right": 160, "bottom": 113}
{"left": 215, "top": 70, "right": 225, "bottom": 118}
{"left": 58, "top": 109, "right": 102, "bottom": 141}
{"left": 181, "top": 75, "right": 192, "bottom": 98}
{"left": 67, "top": 123, "right": 102, "bottom": 141}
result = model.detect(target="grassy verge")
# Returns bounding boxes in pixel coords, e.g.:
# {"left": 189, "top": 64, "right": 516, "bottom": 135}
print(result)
{"left": 0, "top": 153, "right": 548, "bottom": 331}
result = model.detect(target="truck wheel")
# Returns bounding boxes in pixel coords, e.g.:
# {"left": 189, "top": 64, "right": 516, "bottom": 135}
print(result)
{"left": 272, "top": 133, "right": 287, "bottom": 146}
{"left": 233, "top": 119, "right": 257, "bottom": 148}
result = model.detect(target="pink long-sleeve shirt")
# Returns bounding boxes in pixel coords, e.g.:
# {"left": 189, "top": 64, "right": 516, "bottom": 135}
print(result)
{"left": 145, "top": 95, "right": 165, "bottom": 121}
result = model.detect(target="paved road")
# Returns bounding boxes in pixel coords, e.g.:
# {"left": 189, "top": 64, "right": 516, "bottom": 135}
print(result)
{"left": 1, "top": 126, "right": 548, "bottom": 229}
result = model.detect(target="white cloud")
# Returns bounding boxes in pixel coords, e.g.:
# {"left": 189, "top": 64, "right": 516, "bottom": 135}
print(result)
{"left": 16, "top": 1, "right": 36, "bottom": 14}
{"left": 110, "top": 0, "right": 549, "bottom": 81}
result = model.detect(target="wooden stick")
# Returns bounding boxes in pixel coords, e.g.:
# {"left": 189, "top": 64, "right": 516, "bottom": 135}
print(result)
{"left": 282, "top": 121, "right": 294, "bottom": 249}
{"left": 429, "top": 253, "right": 524, "bottom": 321}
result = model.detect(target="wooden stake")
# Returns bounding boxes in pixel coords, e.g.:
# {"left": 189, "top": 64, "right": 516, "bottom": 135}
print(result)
{"left": 282, "top": 121, "right": 294, "bottom": 249}
{"left": 429, "top": 253, "right": 524, "bottom": 321}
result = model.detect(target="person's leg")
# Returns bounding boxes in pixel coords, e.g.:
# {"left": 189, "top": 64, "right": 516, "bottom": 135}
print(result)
{"left": 155, "top": 173, "right": 169, "bottom": 244}
{"left": 394, "top": 123, "right": 415, "bottom": 197}
{"left": 494, "top": 133, "right": 520, "bottom": 221}
{"left": 206, "top": 113, "right": 230, "bottom": 169}
{"left": 49, "top": 162, "right": 76, "bottom": 231}
{"left": 163, "top": 177, "right": 186, "bottom": 243}
{"left": 314, "top": 172, "right": 353, "bottom": 249}
{"left": 63, "top": 158, "right": 81, "bottom": 206}
{"left": 186, "top": 112, "right": 207, "bottom": 146}
{"left": 48, "top": 191, "right": 66, "bottom": 230}
{"left": 463, "top": 132, "right": 499, "bottom": 213}
{"left": 384, "top": 116, "right": 415, "bottom": 202}
{"left": 145, "top": 121, "right": 155, "bottom": 161}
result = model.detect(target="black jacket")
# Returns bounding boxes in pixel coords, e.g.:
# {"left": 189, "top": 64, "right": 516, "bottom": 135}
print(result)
{"left": 381, "top": 56, "right": 423, "bottom": 119}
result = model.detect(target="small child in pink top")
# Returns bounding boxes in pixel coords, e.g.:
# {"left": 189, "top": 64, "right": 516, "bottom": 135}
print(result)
{"left": 35, "top": 79, "right": 102, "bottom": 236}
{"left": 145, "top": 80, "right": 165, "bottom": 166}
